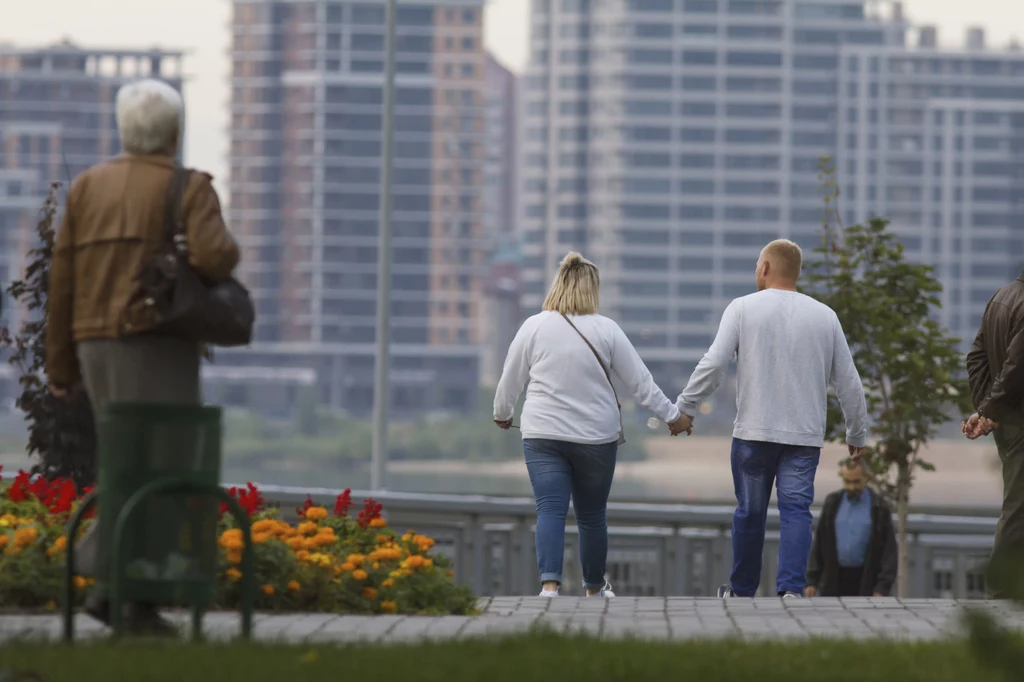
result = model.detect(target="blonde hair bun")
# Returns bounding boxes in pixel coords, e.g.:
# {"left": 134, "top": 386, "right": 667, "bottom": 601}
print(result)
{"left": 561, "top": 251, "right": 585, "bottom": 267}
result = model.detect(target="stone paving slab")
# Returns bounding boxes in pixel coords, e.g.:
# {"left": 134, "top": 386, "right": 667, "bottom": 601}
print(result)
{"left": 0, "top": 598, "right": 1020, "bottom": 644}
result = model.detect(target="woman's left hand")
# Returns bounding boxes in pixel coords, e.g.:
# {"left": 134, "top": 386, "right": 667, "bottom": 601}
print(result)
{"left": 494, "top": 419, "right": 513, "bottom": 430}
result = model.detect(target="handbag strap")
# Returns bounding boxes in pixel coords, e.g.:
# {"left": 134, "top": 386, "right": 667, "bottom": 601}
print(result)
{"left": 164, "top": 166, "right": 192, "bottom": 256}
{"left": 560, "top": 313, "right": 621, "bottom": 408}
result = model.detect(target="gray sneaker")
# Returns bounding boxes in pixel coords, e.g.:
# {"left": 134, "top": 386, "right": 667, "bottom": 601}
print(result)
{"left": 717, "top": 584, "right": 735, "bottom": 599}
{"left": 780, "top": 591, "right": 801, "bottom": 599}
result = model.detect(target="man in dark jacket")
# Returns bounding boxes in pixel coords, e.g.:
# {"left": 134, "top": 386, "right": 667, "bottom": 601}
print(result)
{"left": 805, "top": 460, "right": 897, "bottom": 597}
{"left": 964, "top": 272, "right": 1024, "bottom": 597}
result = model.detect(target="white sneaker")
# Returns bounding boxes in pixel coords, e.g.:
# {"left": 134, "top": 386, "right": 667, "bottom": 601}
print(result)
{"left": 539, "top": 589, "right": 559, "bottom": 597}
{"left": 585, "top": 580, "right": 616, "bottom": 598}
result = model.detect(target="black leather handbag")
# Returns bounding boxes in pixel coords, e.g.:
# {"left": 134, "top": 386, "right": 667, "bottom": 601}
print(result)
{"left": 131, "top": 166, "right": 255, "bottom": 347}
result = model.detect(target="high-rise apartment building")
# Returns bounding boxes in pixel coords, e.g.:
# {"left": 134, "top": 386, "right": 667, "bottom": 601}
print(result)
{"left": 480, "top": 53, "right": 521, "bottom": 386}
{"left": 228, "top": 0, "right": 487, "bottom": 414}
{"left": 0, "top": 42, "right": 184, "bottom": 332}
{"left": 522, "top": 0, "right": 1024, "bottom": 395}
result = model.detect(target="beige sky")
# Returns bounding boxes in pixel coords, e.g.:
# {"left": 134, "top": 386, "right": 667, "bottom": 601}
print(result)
{"left": 2, "top": 0, "right": 1022, "bottom": 190}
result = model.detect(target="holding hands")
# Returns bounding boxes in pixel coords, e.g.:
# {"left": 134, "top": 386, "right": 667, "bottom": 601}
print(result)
{"left": 668, "top": 413, "right": 693, "bottom": 437}
{"left": 962, "top": 413, "right": 997, "bottom": 440}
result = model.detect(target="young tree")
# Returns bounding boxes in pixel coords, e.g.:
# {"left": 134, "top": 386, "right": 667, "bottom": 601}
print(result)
{"left": 0, "top": 182, "right": 97, "bottom": 490}
{"left": 803, "top": 158, "right": 973, "bottom": 597}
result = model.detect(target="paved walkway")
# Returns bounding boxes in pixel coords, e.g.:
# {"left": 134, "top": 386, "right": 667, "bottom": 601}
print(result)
{"left": 2, "top": 598, "right": 1021, "bottom": 643}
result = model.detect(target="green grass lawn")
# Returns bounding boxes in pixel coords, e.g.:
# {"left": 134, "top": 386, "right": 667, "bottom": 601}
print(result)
{"left": 0, "top": 634, "right": 1005, "bottom": 682}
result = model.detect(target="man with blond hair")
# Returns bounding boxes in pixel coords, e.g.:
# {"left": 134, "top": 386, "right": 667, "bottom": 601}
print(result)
{"left": 673, "top": 239, "right": 868, "bottom": 599}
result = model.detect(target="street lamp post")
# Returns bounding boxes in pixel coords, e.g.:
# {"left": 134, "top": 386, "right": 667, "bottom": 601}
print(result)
{"left": 371, "top": 0, "right": 398, "bottom": 492}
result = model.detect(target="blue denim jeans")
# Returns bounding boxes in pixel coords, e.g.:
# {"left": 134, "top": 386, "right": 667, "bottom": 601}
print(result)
{"left": 730, "top": 438, "right": 820, "bottom": 596}
{"left": 523, "top": 438, "right": 617, "bottom": 591}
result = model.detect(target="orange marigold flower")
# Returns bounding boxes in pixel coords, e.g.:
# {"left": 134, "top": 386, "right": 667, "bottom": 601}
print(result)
{"left": 315, "top": 535, "right": 336, "bottom": 548}
{"left": 226, "top": 568, "right": 242, "bottom": 582}
{"left": 340, "top": 562, "right": 355, "bottom": 572}
{"left": 448, "top": 570, "right": 455, "bottom": 577}
{"left": 372, "top": 561, "right": 380, "bottom": 569}
{"left": 422, "top": 558, "right": 433, "bottom": 569}
{"left": 362, "top": 587, "right": 378, "bottom": 600}
{"left": 46, "top": 600, "right": 57, "bottom": 611}
{"left": 252, "top": 519, "right": 276, "bottom": 533}
{"left": 286, "top": 537, "right": 305, "bottom": 550}
{"left": 253, "top": 532, "right": 272, "bottom": 545}
{"left": 376, "top": 535, "right": 390, "bottom": 544}
{"left": 13, "top": 527, "right": 38, "bottom": 548}
{"left": 346, "top": 554, "right": 365, "bottom": 567}
{"left": 73, "top": 576, "right": 88, "bottom": 590}
{"left": 382, "top": 578, "right": 395, "bottom": 588}
{"left": 221, "top": 538, "right": 244, "bottom": 552}
{"left": 296, "top": 550, "right": 311, "bottom": 562}
{"left": 404, "top": 555, "right": 425, "bottom": 569}
{"left": 297, "top": 521, "right": 318, "bottom": 536}
{"left": 352, "top": 569, "right": 368, "bottom": 581}
{"left": 369, "top": 518, "right": 387, "bottom": 529}
{"left": 227, "top": 549, "right": 242, "bottom": 564}
{"left": 263, "top": 584, "right": 276, "bottom": 596}
{"left": 380, "top": 600, "right": 397, "bottom": 614}
{"left": 288, "top": 580, "right": 301, "bottom": 592}
{"left": 0, "top": 536, "right": 8, "bottom": 548}
{"left": 413, "top": 535, "right": 435, "bottom": 551}
{"left": 304, "top": 507, "right": 329, "bottom": 522}
{"left": 51, "top": 535, "right": 68, "bottom": 552}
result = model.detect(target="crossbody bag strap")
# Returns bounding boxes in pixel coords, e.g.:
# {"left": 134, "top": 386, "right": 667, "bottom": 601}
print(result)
{"left": 560, "top": 313, "right": 620, "bottom": 408}
{"left": 165, "top": 166, "right": 192, "bottom": 256}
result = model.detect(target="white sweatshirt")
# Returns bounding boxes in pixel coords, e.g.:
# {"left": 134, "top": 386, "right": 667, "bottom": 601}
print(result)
{"left": 676, "top": 289, "right": 869, "bottom": 448}
{"left": 493, "top": 311, "right": 681, "bottom": 444}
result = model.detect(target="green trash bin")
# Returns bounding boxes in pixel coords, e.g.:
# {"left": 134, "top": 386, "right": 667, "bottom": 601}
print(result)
{"left": 62, "top": 402, "right": 254, "bottom": 641}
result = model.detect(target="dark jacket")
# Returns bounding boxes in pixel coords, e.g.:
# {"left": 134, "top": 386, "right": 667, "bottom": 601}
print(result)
{"left": 966, "top": 274, "right": 1024, "bottom": 426}
{"left": 806, "top": 490, "right": 898, "bottom": 597}
{"left": 46, "top": 154, "right": 240, "bottom": 386}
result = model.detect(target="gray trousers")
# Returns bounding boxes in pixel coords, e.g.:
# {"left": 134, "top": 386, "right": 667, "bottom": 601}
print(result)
{"left": 989, "top": 423, "right": 1024, "bottom": 598}
{"left": 75, "top": 335, "right": 201, "bottom": 579}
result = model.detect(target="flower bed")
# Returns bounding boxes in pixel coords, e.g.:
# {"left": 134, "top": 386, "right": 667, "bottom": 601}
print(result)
{"left": 0, "top": 468, "right": 476, "bottom": 615}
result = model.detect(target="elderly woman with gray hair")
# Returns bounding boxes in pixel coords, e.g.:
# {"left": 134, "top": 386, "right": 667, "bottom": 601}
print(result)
{"left": 493, "top": 252, "right": 689, "bottom": 598}
{"left": 46, "top": 79, "right": 240, "bottom": 633}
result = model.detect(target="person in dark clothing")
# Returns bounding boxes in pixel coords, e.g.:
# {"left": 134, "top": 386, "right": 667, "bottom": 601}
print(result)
{"left": 964, "top": 272, "right": 1024, "bottom": 598}
{"left": 805, "top": 460, "right": 898, "bottom": 597}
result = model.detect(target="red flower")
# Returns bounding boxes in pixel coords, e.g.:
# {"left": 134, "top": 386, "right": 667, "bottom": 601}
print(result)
{"left": 333, "top": 489, "right": 353, "bottom": 518}
{"left": 356, "top": 497, "right": 383, "bottom": 529}
{"left": 296, "top": 495, "right": 314, "bottom": 517}
{"left": 219, "top": 482, "right": 265, "bottom": 517}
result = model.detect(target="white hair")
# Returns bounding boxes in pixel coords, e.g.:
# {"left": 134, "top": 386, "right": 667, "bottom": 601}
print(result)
{"left": 115, "top": 79, "right": 183, "bottom": 155}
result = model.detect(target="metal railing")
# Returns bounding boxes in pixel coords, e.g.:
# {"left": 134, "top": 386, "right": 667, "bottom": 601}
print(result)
{"left": 256, "top": 485, "right": 997, "bottom": 599}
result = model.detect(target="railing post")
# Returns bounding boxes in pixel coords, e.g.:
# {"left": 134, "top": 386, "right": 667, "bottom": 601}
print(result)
{"left": 516, "top": 517, "right": 535, "bottom": 596}
{"left": 673, "top": 530, "right": 689, "bottom": 596}
{"left": 470, "top": 514, "right": 487, "bottom": 597}
{"left": 913, "top": 535, "right": 929, "bottom": 599}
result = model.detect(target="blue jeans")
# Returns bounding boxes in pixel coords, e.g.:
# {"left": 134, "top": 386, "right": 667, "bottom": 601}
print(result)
{"left": 730, "top": 438, "right": 820, "bottom": 596}
{"left": 524, "top": 438, "right": 617, "bottom": 591}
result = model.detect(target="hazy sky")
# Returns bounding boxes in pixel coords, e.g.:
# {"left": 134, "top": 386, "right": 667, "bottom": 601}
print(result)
{"left": 3, "top": 0, "right": 1023, "bottom": 193}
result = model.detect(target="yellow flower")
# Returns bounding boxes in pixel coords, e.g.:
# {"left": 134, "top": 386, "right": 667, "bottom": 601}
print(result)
{"left": 382, "top": 578, "right": 394, "bottom": 588}
{"left": 73, "top": 576, "right": 88, "bottom": 590}
{"left": 389, "top": 570, "right": 403, "bottom": 579}
{"left": 304, "top": 507, "right": 329, "bottom": 522}
{"left": 297, "top": 521, "right": 318, "bottom": 536}
{"left": 352, "top": 569, "right": 368, "bottom": 581}
{"left": 262, "top": 584, "right": 275, "bottom": 596}
{"left": 340, "top": 562, "right": 355, "bottom": 572}
{"left": 226, "top": 568, "right": 242, "bottom": 582}
{"left": 288, "top": 580, "right": 301, "bottom": 592}
{"left": 369, "top": 518, "right": 387, "bottom": 529}
{"left": 346, "top": 554, "right": 365, "bottom": 567}
{"left": 362, "top": 587, "right": 378, "bottom": 600}
{"left": 318, "top": 556, "right": 332, "bottom": 568}
{"left": 380, "top": 600, "right": 397, "bottom": 614}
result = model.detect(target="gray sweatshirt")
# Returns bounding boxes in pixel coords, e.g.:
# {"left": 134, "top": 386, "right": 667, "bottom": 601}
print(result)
{"left": 676, "top": 289, "right": 868, "bottom": 448}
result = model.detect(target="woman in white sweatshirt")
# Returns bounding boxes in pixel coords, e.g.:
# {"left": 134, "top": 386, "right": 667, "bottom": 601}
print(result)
{"left": 493, "top": 252, "right": 686, "bottom": 598}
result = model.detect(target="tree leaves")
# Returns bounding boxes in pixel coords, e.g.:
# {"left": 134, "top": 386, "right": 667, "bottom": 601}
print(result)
{"left": 0, "top": 183, "right": 96, "bottom": 490}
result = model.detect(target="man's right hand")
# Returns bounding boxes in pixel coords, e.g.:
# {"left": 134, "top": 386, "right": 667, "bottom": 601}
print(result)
{"left": 804, "top": 586, "right": 817, "bottom": 598}
{"left": 848, "top": 444, "right": 865, "bottom": 461}
{"left": 962, "top": 413, "right": 997, "bottom": 440}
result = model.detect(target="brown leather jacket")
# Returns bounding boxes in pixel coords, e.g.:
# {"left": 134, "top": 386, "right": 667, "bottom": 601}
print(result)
{"left": 966, "top": 273, "right": 1024, "bottom": 426}
{"left": 46, "top": 154, "right": 240, "bottom": 387}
